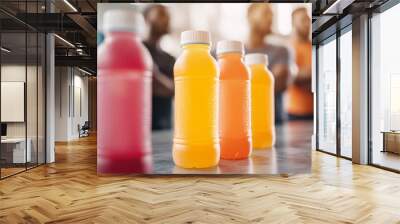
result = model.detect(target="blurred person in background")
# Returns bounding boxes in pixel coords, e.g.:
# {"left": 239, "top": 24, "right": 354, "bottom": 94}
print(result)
{"left": 246, "top": 3, "right": 291, "bottom": 125}
{"left": 143, "top": 4, "right": 175, "bottom": 130}
{"left": 286, "top": 7, "right": 313, "bottom": 121}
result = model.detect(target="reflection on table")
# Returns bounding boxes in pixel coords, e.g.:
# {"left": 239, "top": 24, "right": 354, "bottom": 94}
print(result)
{"left": 151, "top": 121, "right": 312, "bottom": 175}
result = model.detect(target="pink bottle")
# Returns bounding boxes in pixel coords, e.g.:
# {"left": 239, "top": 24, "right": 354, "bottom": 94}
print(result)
{"left": 97, "top": 10, "right": 153, "bottom": 174}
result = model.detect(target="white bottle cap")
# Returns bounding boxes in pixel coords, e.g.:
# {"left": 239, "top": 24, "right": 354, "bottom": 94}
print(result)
{"left": 216, "top": 40, "right": 244, "bottom": 55}
{"left": 103, "top": 9, "right": 143, "bottom": 33}
{"left": 180, "top": 30, "right": 211, "bottom": 46}
{"left": 244, "top": 53, "right": 269, "bottom": 66}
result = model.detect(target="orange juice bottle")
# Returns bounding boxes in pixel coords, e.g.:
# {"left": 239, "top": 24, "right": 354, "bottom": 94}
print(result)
{"left": 245, "top": 53, "right": 275, "bottom": 148}
{"left": 217, "top": 40, "right": 252, "bottom": 160}
{"left": 173, "top": 30, "right": 220, "bottom": 168}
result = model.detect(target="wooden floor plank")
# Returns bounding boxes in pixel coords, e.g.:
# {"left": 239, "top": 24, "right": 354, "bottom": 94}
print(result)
{"left": 0, "top": 135, "right": 399, "bottom": 223}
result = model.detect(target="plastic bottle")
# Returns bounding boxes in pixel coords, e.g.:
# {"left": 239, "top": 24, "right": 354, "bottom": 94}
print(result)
{"left": 173, "top": 30, "right": 220, "bottom": 168}
{"left": 217, "top": 40, "right": 252, "bottom": 160}
{"left": 245, "top": 53, "right": 275, "bottom": 149}
{"left": 97, "top": 10, "right": 153, "bottom": 173}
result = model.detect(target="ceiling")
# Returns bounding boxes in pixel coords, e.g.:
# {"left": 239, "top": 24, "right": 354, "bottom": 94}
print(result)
{"left": 311, "top": 0, "right": 392, "bottom": 44}
{"left": 1, "top": 0, "right": 396, "bottom": 74}
{"left": 0, "top": 0, "right": 97, "bottom": 74}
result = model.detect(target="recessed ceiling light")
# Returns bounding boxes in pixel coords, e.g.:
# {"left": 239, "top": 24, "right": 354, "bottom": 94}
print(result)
{"left": 323, "top": 0, "right": 354, "bottom": 15}
{"left": 1, "top": 47, "right": 11, "bottom": 53}
{"left": 54, "top": 34, "right": 75, "bottom": 48}
{"left": 63, "top": 0, "right": 78, "bottom": 12}
{"left": 78, "top": 67, "right": 93, "bottom": 76}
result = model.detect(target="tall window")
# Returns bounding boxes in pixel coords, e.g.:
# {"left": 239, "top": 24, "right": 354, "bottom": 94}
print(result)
{"left": 317, "top": 37, "right": 337, "bottom": 154}
{"left": 371, "top": 3, "right": 400, "bottom": 171}
{"left": 339, "top": 29, "right": 352, "bottom": 158}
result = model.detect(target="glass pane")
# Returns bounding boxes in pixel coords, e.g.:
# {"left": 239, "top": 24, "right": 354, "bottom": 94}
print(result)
{"left": 26, "top": 0, "right": 39, "bottom": 170}
{"left": 38, "top": 32, "right": 45, "bottom": 165}
{"left": 371, "top": 3, "right": 400, "bottom": 171}
{"left": 1, "top": 30, "right": 27, "bottom": 177}
{"left": 27, "top": 31, "right": 38, "bottom": 169}
{"left": 317, "top": 38, "right": 337, "bottom": 154}
{"left": 340, "top": 30, "right": 352, "bottom": 158}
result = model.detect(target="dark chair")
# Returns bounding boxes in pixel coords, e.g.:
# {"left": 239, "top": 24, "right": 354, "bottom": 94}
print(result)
{"left": 79, "top": 121, "right": 90, "bottom": 138}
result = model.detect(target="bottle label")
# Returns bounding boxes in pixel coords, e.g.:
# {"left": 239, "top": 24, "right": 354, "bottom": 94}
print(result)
{"left": 220, "top": 80, "right": 251, "bottom": 138}
{"left": 97, "top": 71, "right": 152, "bottom": 156}
{"left": 173, "top": 76, "right": 219, "bottom": 145}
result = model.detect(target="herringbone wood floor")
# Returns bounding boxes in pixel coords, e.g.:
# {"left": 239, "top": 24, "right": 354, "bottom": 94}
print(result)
{"left": 1, "top": 135, "right": 400, "bottom": 224}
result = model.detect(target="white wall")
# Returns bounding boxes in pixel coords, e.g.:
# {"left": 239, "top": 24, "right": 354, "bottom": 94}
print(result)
{"left": 1, "top": 66, "right": 26, "bottom": 140}
{"left": 71, "top": 73, "right": 89, "bottom": 138}
{"left": 55, "top": 67, "right": 89, "bottom": 141}
{"left": 1, "top": 64, "right": 46, "bottom": 164}
{"left": 1, "top": 65, "right": 36, "bottom": 138}
{"left": 55, "top": 66, "right": 70, "bottom": 141}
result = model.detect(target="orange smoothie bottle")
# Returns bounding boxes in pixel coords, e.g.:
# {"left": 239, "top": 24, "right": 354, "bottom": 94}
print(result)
{"left": 245, "top": 53, "right": 275, "bottom": 149}
{"left": 173, "top": 30, "right": 220, "bottom": 168}
{"left": 217, "top": 40, "right": 252, "bottom": 160}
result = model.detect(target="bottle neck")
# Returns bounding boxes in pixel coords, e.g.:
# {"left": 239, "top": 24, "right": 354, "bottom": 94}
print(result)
{"left": 182, "top": 44, "right": 210, "bottom": 51}
{"left": 249, "top": 63, "right": 268, "bottom": 70}
{"left": 217, "top": 52, "right": 243, "bottom": 60}
{"left": 105, "top": 31, "right": 137, "bottom": 39}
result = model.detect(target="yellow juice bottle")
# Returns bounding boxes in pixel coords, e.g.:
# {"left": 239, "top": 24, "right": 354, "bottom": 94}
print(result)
{"left": 245, "top": 53, "right": 275, "bottom": 148}
{"left": 173, "top": 30, "right": 220, "bottom": 168}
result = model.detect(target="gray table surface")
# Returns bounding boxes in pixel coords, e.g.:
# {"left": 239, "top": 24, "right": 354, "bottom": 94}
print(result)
{"left": 147, "top": 121, "right": 312, "bottom": 175}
